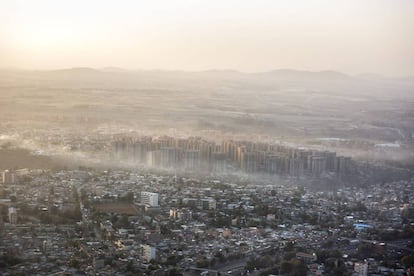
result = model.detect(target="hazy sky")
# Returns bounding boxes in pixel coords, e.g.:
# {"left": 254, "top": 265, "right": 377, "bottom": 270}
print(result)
{"left": 1, "top": 0, "right": 413, "bottom": 76}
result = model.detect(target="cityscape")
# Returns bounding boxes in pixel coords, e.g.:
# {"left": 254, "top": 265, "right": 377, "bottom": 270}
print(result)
{"left": 112, "top": 135, "right": 352, "bottom": 177}
{"left": 1, "top": 122, "right": 413, "bottom": 275}
{"left": 1, "top": 165, "right": 413, "bottom": 275}
{"left": 1, "top": 0, "right": 414, "bottom": 275}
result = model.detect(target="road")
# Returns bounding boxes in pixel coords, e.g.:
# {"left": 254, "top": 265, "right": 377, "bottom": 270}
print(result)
{"left": 340, "top": 237, "right": 414, "bottom": 253}
{"left": 214, "top": 258, "right": 249, "bottom": 274}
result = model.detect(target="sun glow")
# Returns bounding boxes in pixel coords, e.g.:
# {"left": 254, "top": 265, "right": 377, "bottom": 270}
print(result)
{"left": 1, "top": 0, "right": 413, "bottom": 75}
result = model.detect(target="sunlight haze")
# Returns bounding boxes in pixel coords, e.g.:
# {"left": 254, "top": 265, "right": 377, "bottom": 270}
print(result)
{"left": 1, "top": 0, "right": 413, "bottom": 76}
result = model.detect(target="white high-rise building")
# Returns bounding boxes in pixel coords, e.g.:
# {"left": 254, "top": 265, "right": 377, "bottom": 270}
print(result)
{"left": 2, "top": 170, "right": 15, "bottom": 184}
{"left": 142, "top": 245, "right": 156, "bottom": 262}
{"left": 8, "top": 207, "right": 17, "bottom": 224}
{"left": 141, "top": 192, "right": 159, "bottom": 207}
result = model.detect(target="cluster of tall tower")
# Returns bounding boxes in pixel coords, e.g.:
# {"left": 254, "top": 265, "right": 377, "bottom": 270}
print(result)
{"left": 1, "top": 170, "right": 16, "bottom": 184}
{"left": 227, "top": 141, "right": 352, "bottom": 177}
{"left": 112, "top": 136, "right": 226, "bottom": 173}
{"left": 112, "top": 135, "right": 351, "bottom": 177}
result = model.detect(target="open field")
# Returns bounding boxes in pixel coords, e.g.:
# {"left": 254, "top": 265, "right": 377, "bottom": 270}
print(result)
{"left": 1, "top": 69, "right": 413, "bottom": 141}
{"left": 0, "top": 69, "right": 413, "bottom": 166}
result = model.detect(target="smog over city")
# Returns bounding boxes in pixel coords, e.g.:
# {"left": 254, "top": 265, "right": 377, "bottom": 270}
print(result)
{"left": 1, "top": 1, "right": 414, "bottom": 275}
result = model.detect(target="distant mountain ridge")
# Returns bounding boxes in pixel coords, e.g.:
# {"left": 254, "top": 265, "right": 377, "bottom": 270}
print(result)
{"left": 1, "top": 67, "right": 413, "bottom": 85}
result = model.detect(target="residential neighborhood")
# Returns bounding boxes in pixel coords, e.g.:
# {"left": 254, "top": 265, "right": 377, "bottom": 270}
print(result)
{"left": 1, "top": 168, "right": 413, "bottom": 275}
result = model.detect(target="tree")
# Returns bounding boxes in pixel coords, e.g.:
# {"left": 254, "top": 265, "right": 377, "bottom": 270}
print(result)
{"left": 214, "top": 251, "right": 225, "bottom": 263}
{"left": 165, "top": 255, "right": 182, "bottom": 266}
{"left": 245, "top": 259, "right": 256, "bottom": 272}
{"left": 256, "top": 255, "right": 274, "bottom": 269}
{"left": 284, "top": 251, "right": 296, "bottom": 261}
{"left": 69, "top": 258, "right": 80, "bottom": 269}
{"left": 284, "top": 241, "right": 295, "bottom": 252}
{"left": 0, "top": 252, "right": 21, "bottom": 267}
{"left": 290, "top": 259, "right": 307, "bottom": 276}
{"left": 167, "top": 268, "right": 183, "bottom": 276}
{"left": 401, "top": 255, "right": 414, "bottom": 269}
{"left": 196, "top": 257, "right": 209, "bottom": 268}
{"left": 117, "top": 214, "right": 130, "bottom": 228}
{"left": 280, "top": 261, "right": 293, "bottom": 274}
{"left": 126, "top": 261, "right": 134, "bottom": 272}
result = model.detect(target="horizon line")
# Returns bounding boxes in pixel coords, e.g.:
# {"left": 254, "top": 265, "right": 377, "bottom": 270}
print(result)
{"left": 1, "top": 66, "right": 413, "bottom": 79}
